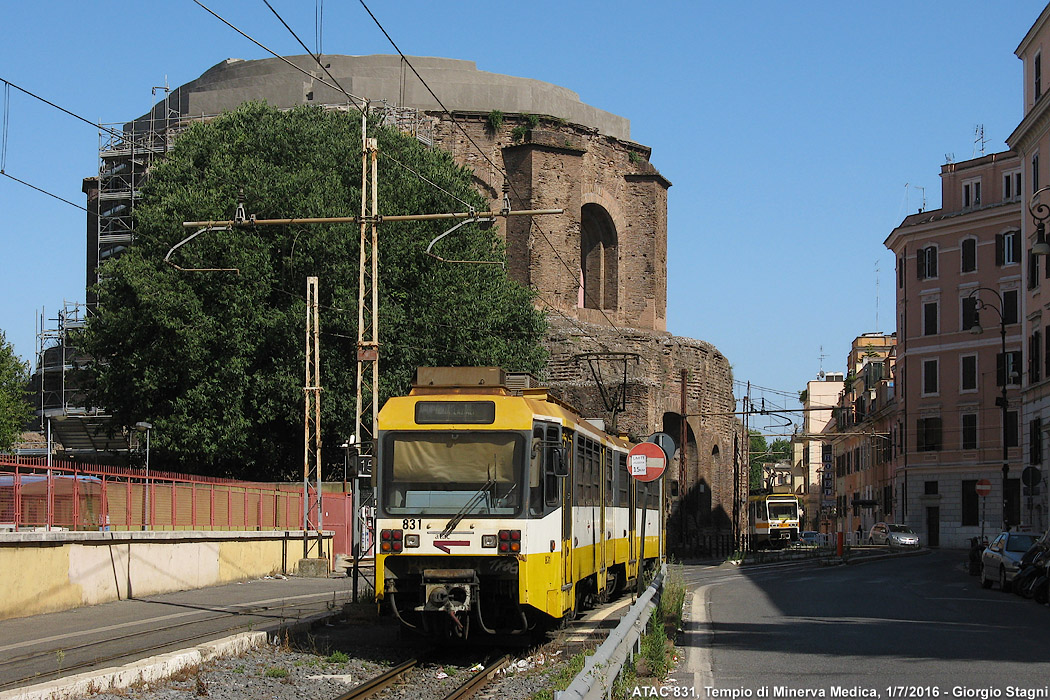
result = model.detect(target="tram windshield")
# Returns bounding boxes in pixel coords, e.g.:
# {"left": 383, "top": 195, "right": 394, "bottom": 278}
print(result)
{"left": 767, "top": 501, "right": 798, "bottom": 520}
{"left": 380, "top": 431, "right": 525, "bottom": 516}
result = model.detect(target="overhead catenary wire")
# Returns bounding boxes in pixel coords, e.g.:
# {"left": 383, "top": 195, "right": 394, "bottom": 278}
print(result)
{"left": 191, "top": 0, "right": 365, "bottom": 111}
{"left": 354, "top": 0, "right": 628, "bottom": 343}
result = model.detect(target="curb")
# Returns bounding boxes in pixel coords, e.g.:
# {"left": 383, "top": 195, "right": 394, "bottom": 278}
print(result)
{"left": 0, "top": 610, "right": 341, "bottom": 700}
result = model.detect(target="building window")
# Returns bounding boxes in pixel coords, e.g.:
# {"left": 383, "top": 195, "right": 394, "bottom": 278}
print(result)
{"left": 1031, "top": 331, "right": 1043, "bottom": 384}
{"left": 922, "top": 359, "right": 939, "bottom": 395}
{"left": 1004, "top": 170, "right": 1022, "bottom": 201}
{"left": 962, "top": 413, "right": 978, "bottom": 450}
{"left": 924, "top": 480, "right": 939, "bottom": 495}
{"left": 1004, "top": 289, "right": 1019, "bottom": 325}
{"left": 1032, "top": 250, "right": 1042, "bottom": 289}
{"left": 963, "top": 178, "right": 981, "bottom": 208}
{"left": 997, "top": 351, "right": 1023, "bottom": 386}
{"left": 898, "top": 256, "right": 905, "bottom": 288}
{"left": 1031, "top": 418, "right": 1043, "bottom": 465}
{"left": 917, "top": 417, "right": 942, "bottom": 452}
{"left": 917, "top": 246, "right": 938, "bottom": 279}
{"left": 1007, "top": 410, "right": 1019, "bottom": 448}
{"left": 961, "top": 238, "right": 977, "bottom": 272}
{"left": 1037, "top": 53, "right": 1043, "bottom": 101}
{"left": 1034, "top": 154, "right": 1041, "bottom": 194}
{"left": 962, "top": 296, "right": 979, "bottom": 331}
{"left": 962, "top": 479, "right": 979, "bottom": 526}
{"left": 923, "top": 301, "right": 938, "bottom": 336}
{"left": 1045, "top": 325, "right": 1050, "bottom": 379}
{"left": 961, "top": 354, "right": 977, "bottom": 391}
{"left": 997, "top": 231, "right": 1021, "bottom": 265}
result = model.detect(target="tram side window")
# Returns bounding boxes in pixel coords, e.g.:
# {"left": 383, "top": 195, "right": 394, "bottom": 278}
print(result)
{"left": 613, "top": 451, "right": 621, "bottom": 505}
{"left": 544, "top": 424, "right": 560, "bottom": 508}
{"left": 530, "top": 428, "right": 544, "bottom": 515}
{"left": 604, "top": 448, "right": 614, "bottom": 506}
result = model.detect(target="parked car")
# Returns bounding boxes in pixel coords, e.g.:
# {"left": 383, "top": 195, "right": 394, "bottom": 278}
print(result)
{"left": 981, "top": 531, "right": 1039, "bottom": 591}
{"left": 798, "top": 531, "right": 821, "bottom": 547}
{"left": 867, "top": 522, "right": 920, "bottom": 548}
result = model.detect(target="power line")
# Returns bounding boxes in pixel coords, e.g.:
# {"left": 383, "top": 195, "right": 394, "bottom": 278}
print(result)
{"left": 1, "top": 171, "right": 87, "bottom": 212}
{"left": 191, "top": 0, "right": 365, "bottom": 111}
{"left": 354, "top": 0, "right": 627, "bottom": 342}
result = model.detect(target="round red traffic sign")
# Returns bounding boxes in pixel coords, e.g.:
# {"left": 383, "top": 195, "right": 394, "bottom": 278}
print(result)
{"left": 628, "top": 442, "right": 666, "bottom": 483}
{"left": 975, "top": 479, "right": 992, "bottom": 497}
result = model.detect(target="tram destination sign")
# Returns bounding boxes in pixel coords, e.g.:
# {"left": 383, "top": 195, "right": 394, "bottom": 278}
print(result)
{"left": 415, "top": 401, "right": 495, "bottom": 424}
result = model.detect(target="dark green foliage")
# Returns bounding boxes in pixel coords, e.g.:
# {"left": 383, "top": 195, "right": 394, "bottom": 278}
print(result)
{"left": 485, "top": 110, "right": 504, "bottom": 133}
{"left": 0, "top": 331, "right": 32, "bottom": 451}
{"left": 81, "top": 103, "right": 547, "bottom": 479}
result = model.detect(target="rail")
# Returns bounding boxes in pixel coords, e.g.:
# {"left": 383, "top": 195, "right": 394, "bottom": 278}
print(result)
{"left": 556, "top": 564, "right": 666, "bottom": 700}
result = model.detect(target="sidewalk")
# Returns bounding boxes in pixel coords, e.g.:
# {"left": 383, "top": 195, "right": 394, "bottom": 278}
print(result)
{"left": 0, "top": 568, "right": 373, "bottom": 699}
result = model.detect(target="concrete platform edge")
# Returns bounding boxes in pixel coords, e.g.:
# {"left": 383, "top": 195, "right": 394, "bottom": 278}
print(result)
{"left": 0, "top": 608, "right": 340, "bottom": 700}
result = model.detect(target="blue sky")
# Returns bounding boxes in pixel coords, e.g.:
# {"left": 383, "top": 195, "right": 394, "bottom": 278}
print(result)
{"left": 1, "top": 1, "right": 1047, "bottom": 433}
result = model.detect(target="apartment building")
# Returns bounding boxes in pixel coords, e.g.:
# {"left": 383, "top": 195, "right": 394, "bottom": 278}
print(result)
{"left": 794, "top": 373, "right": 844, "bottom": 532}
{"left": 1007, "top": 4, "right": 1050, "bottom": 537}
{"left": 827, "top": 334, "right": 897, "bottom": 538}
{"left": 885, "top": 152, "right": 1024, "bottom": 548}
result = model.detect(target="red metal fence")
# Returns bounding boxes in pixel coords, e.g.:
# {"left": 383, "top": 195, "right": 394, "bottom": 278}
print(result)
{"left": 0, "top": 455, "right": 319, "bottom": 532}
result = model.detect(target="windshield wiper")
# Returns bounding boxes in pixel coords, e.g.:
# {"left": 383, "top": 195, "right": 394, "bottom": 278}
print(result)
{"left": 440, "top": 477, "right": 495, "bottom": 539}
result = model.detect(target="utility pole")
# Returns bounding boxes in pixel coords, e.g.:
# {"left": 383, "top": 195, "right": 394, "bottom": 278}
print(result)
{"left": 304, "top": 276, "right": 322, "bottom": 559}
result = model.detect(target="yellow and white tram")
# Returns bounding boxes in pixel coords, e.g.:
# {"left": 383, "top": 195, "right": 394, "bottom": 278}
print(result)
{"left": 374, "top": 367, "right": 663, "bottom": 638}
{"left": 747, "top": 491, "right": 801, "bottom": 549}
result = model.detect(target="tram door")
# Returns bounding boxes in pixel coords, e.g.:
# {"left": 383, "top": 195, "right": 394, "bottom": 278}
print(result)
{"left": 599, "top": 447, "right": 610, "bottom": 596}
{"left": 628, "top": 477, "right": 637, "bottom": 579}
{"left": 560, "top": 430, "right": 574, "bottom": 610}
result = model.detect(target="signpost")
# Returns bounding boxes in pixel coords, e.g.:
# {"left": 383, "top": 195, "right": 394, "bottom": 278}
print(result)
{"left": 976, "top": 479, "right": 992, "bottom": 542}
{"left": 628, "top": 442, "right": 667, "bottom": 595}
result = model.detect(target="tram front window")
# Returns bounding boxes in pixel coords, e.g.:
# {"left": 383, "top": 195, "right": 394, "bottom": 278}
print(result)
{"left": 381, "top": 432, "right": 525, "bottom": 516}
{"left": 767, "top": 502, "right": 797, "bottom": 520}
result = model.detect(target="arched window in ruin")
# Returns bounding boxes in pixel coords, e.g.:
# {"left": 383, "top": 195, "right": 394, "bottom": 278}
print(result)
{"left": 580, "top": 204, "right": 618, "bottom": 311}
{"left": 712, "top": 445, "right": 720, "bottom": 460}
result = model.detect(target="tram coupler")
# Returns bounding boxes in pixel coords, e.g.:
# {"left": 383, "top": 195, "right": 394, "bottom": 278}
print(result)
{"left": 418, "top": 568, "right": 478, "bottom": 614}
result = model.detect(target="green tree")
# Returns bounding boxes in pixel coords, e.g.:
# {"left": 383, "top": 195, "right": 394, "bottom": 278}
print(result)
{"left": 748, "top": 432, "right": 793, "bottom": 491}
{"left": 80, "top": 103, "right": 547, "bottom": 480}
{"left": 0, "top": 331, "right": 32, "bottom": 451}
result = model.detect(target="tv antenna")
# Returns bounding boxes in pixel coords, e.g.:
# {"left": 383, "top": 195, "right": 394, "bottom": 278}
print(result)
{"left": 973, "top": 124, "right": 986, "bottom": 158}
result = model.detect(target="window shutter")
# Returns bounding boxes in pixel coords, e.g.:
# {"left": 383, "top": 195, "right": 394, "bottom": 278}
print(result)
{"left": 996, "top": 234, "right": 1005, "bottom": 266}
{"left": 928, "top": 248, "right": 937, "bottom": 278}
{"left": 917, "top": 248, "right": 925, "bottom": 279}
{"left": 916, "top": 419, "right": 926, "bottom": 452}
{"left": 1013, "top": 231, "right": 1022, "bottom": 262}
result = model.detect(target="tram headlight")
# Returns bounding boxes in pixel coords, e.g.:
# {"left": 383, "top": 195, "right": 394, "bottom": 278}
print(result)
{"left": 404, "top": 534, "right": 420, "bottom": 548}
{"left": 482, "top": 534, "right": 497, "bottom": 548}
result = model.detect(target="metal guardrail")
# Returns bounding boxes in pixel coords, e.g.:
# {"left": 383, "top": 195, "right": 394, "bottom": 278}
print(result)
{"left": 555, "top": 564, "right": 667, "bottom": 700}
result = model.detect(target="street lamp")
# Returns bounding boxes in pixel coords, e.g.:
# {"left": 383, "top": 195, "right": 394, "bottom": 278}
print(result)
{"left": 134, "top": 422, "right": 152, "bottom": 530}
{"left": 968, "top": 288, "right": 1013, "bottom": 530}
{"left": 1029, "top": 186, "right": 1050, "bottom": 256}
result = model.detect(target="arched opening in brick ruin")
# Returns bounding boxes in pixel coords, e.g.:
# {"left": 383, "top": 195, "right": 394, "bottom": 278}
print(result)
{"left": 580, "top": 204, "right": 618, "bottom": 312}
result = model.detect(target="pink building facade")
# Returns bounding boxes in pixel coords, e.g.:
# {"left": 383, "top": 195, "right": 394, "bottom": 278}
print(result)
{"left": 885, "top": 152, "right": 1023, "bottom": 548}
{"left": 1008, "top": 4, "right": 1050, "bottom": 538}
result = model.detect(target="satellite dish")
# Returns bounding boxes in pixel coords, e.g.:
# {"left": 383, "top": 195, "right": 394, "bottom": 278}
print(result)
{"left": 817, "top": 370, "right": 826, "bottom": 380}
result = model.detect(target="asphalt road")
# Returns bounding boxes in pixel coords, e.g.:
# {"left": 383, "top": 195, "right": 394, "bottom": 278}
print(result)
{"left": 669, "top": 550, "right": 1050, "bottom": 695}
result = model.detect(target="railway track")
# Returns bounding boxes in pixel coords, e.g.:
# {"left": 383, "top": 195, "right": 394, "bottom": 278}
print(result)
{"left": 332, "top": 654, "right": 510, "bottom": 700}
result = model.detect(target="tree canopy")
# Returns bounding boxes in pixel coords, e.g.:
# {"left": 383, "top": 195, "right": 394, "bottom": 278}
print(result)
{"left": 81, "top": 103, "right": 548, "bottom": 480}
{"left": 0, "top": 331, "right": 32, "bottom": 451}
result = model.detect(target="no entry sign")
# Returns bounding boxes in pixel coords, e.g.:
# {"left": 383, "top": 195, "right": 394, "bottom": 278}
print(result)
{"left": 628, "top": 442, "right": 666, "bottom": 483}
{"left": 975, "top": 479, "right": 992, "bottom": 497}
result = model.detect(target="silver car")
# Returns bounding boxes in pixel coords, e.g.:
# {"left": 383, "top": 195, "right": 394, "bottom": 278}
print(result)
{"left": 981, "top": 531, "right": 1038, "bottom": 591}
{"left": 867, "top": 522, "right": 920, "bottom": 547}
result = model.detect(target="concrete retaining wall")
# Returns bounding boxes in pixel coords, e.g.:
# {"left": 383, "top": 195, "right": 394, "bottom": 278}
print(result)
{"left": 0, "top": 530, "right": 331, "bottom": 621}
